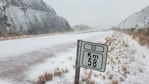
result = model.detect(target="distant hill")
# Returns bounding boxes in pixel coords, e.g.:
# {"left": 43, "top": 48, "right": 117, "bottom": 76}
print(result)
{"left": 119, "top": 6, "right": 149, "bottom": 29}
{"left": 0, "top": 0, "right": 72, "bottom": 34}
{"left": 72, "top": 24, "right": 91, "bottom": 31}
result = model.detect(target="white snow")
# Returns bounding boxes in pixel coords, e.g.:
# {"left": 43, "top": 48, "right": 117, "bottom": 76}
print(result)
{"left": 26, "top": 31, "right": 149, "bottom": 84}
{"left": 0, "top": 31, "right": 112, "bottom": 58}
{"left": 0, "top": 79, "right": 13, "bottom": 84}
{"left": 1, "top": 30, "right": 149, "bottom": 84}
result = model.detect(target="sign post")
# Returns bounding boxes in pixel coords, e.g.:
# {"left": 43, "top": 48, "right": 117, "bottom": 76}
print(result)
{"left": 74, "top": 40, "right": 108, "bottom": 84}
{"left": 74, "top": 40, "right": 81, "bottom": 84}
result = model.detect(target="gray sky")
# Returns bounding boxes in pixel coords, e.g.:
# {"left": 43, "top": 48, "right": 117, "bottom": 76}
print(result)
{"left": 44, "top": 0, "right": 149, "bottom": 28}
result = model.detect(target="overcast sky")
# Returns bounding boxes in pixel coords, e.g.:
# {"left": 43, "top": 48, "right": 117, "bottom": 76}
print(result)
{"left": 44, "top": 0, "right": 149, "bottom": 28}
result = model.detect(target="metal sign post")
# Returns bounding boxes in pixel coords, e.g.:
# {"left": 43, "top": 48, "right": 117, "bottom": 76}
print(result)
{"left": 74, "top": 40, "right": 108, "bottom": 84}
{"left": 74, "top": 40, "right": 81, "bottom": 84}
{"left": 74, "top": 64, "right": 80, "bottom": 84}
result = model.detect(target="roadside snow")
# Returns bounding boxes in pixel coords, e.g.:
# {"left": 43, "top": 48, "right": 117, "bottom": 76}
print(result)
{"left": 26, "top": 31, "right": 149, "bottom": 84}
{"left": 27, "top": 49, "right": 76, "bottom": 83}
{"left": 105, "top": 32, "right": 149, "bottom": 84}
{"left": 26, "top": 31, "right": 112, "bottom": 83}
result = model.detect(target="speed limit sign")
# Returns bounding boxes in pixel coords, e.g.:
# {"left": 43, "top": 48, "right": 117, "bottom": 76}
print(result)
{"left": 77, "top": 40, "right": 108, "bottom": 72}
{"left": 75, "top": 40, "right": 108, "bottom": 84}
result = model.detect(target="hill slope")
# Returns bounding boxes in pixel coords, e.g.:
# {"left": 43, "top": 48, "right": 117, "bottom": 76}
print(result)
{"left": 119, "top": 6, "right": 149, "bottom": 29}
{"left": 0, "top": 0, "right": 72, "bottom": 34}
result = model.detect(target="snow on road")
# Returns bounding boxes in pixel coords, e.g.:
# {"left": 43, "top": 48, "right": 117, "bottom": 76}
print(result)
{"left": 0, "top": 31, "right": 111, "bottom": 58}
{"left": 0, "top": 31, "right": 112, "bottom": 84}
{"left": 0, "top": 31, "right": 149, "bottom": 84}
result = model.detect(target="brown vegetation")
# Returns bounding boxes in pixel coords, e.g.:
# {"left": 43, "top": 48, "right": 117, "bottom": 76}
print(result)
{"left": 108, "top": 74, "right": 113, "bottom": 80}
{"left": 81, "top": 70, "right": 96, "bottom": 84}
{"left": 0, "top": 32, "right": 24, "bottom": 40}
{"left": 112, "top": 27, "right": 149, "bottom": 46}
{"left": 0, "top": 32, "right": 8, "bottom": 37}
{"left": 126, "top": 31, "right": 149, "bottom": 46}
{"left": 38, "top": 72, "right": 53, "bottom": 84}
{"left": 112, "top": 79, "right": 119, "bottom": 84}
{"left": 37, "top": 68, "right": 69, "bottom": 84}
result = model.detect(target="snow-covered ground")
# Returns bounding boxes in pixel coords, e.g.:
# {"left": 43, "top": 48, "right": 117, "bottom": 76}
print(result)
{"left": 27, "top": 31, "right": 149, "bottom": 84}
{"left": 0, "top": 31, "right": 112, "bottom": 83}
{"left": 0, "top": 31, "right": 149, "bottom": 84}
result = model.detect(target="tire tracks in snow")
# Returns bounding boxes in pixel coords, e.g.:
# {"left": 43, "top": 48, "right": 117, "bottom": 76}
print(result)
{"left": 0, "top": 42, "right": 75, "bottom": 83}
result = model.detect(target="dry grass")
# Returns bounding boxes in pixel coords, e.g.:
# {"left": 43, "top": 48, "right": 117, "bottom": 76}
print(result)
{"left": 38, "top": 72, "right": 53, "bottom": 84}
{"left": 108, "top": 74, "right": 113, "bottom": 80}
{"left": 54, "top": 70, "right": 62, "bottom": 77}
{"left": 121, "top": 65, "right": 130, "bottom": 77}
{"left": 0, "top": 32, "right": 8, "bottom": 37}
{"left": 81, "top": 70, "right": 96, "bottom": 84}
{"left": 137, "top": 34, "right": 149, "bottom": 46}
{"left": 0, "top": 32, "right": 25, "bottom": 41}
{"left": 54, "top": 68, "right": 69, "bottom": 77}
{"left": 63, "top": 69, "right": 69, "bottom": 73}
{"left": 81, "top": 77, "right": 95, "bottom": 84}
{"left": 87, "top": 80, "right": 95, "bottom": 84}
{"left": 37, "top": 68, "right": 69, "bottom": 84}
{"left": 122, "top": 31, "right": 149, "bottom": 46}
{"left": 0, "top": 30, "right": 68, "bottom": 41}
{"left": 112, "top": 79, "right": 119, "bottom": 84}
{"left": 54, "top": 68, "right": 62, "bottom": 77}
{"left": 0, "top": 32, "right": 8, "bottom": 40}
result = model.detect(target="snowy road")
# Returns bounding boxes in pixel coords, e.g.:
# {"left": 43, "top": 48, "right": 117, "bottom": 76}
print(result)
{"left": 0, "top": 31, "right": 112, "bottom": 83}
{"left": 0, "top": 31, "right": 111, "bottom": 58}
{"left": 1, "top": 31, "right": 148, "bottom": 84}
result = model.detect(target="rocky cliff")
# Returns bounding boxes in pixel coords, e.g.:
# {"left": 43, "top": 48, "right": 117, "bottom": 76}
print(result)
{"left": 119, "top": 6, "right": 149, "bottom": 29}
{"left": 0, "top": 0, "right": 72, "bottom": 34}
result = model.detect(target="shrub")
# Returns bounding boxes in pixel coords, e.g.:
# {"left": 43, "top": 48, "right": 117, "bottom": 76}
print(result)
{"left": 54, "top": 70, "right": 63, "bottom": 77}
{"left": 38, "top": 72, "right": 53, "bottom": 84}
{"left": 122, "top": 28, "right": 149, "bottom": 46}
{"left": 108, "top": 74, "right": 113, "bottom": 79}
{"left": 136, "top": 27, "right": 149, "bottom": 36}
{"left": 0, "top": 32, "right": 8, "bottom": 37}
{"left": 112, "top": 79, "right": 119, "bottom": 84}
{"left": 9, "top": 32, "right": 23, "bottom": 36}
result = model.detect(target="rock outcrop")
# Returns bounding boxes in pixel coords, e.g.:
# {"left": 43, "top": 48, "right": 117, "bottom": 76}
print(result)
{"left": 0, "top": 0, "right": 72, "bottom": 34}
{"left": 119, "top": 6, "right": 149, "bottom": 29}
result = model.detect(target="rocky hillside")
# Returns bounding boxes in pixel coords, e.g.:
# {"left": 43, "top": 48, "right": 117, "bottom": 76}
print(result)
{"left": 119, "top": 6, "right": 149, "bottom": 29}
{"left": 0, "top": 0, "right": 72, "bottom": 34}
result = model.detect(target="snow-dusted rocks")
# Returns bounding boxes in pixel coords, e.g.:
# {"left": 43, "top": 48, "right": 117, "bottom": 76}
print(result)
{"left": 119, "top": 6, "right": 149, "bottom": 29}
{"left": 0, "top": 0, "right": 72, "bottom": 34}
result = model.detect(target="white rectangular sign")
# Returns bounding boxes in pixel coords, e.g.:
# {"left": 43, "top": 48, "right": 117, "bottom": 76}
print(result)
{"left": 77, "top": 40, "right": 108, "bottom": 72}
